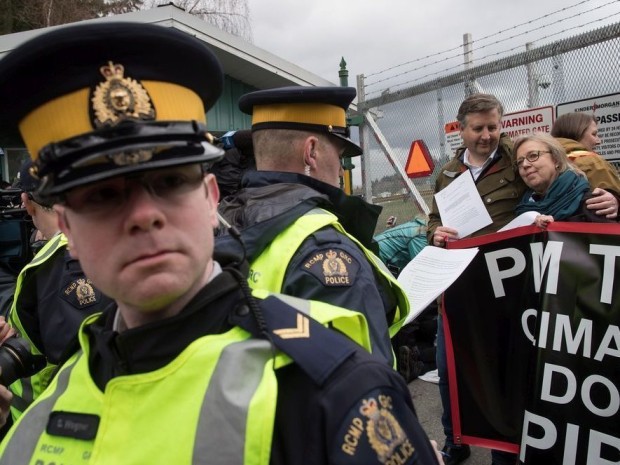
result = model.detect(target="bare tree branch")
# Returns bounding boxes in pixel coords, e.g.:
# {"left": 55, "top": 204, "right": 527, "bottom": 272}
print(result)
{"left": 0, "top": 0, "right": 252, "bottom": 44}
{"left": 144, "top": 0, "right": 253, "bottom": 42}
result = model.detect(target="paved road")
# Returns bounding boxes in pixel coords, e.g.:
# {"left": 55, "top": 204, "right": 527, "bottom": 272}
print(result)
{"left": 408, "top": 377, "right": 490, "bottom": 465}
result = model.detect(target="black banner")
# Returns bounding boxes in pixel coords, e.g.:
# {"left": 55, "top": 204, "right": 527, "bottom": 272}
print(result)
{"left": 444, "top": 222, "right": 620, "bottom": 464}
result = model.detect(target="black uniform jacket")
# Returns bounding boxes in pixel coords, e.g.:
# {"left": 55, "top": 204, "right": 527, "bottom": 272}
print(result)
{"left": 85, "top": 253, "right": 440, "bottom": 465}
{"left": 15, "top": 242, "right": 112, "bottom": 363}
{"left": 216, "top": 171, "right": 398, "bottom": 365}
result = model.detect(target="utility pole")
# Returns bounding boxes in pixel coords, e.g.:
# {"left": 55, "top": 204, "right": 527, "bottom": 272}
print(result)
{"left": 339, "top": 57, "right": 355, "bottom": 194}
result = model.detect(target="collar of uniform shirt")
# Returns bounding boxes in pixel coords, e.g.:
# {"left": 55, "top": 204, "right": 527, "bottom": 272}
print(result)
{"left": 463, "top": 148, "right": 499, "bottom": 181}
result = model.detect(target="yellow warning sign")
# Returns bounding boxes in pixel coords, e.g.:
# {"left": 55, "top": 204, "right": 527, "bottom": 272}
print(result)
{"left": 405, "top": 140, "right": 434, "bottom": 178}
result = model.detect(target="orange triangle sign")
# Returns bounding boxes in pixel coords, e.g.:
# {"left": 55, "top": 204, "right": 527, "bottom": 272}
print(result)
{"left": 405, "top": 140, "right": 434, "bottom": 178}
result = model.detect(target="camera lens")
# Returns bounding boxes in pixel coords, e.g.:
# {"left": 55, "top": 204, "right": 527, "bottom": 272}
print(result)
{"left": 0, "top": 337, "right": 46, "bottom": 386}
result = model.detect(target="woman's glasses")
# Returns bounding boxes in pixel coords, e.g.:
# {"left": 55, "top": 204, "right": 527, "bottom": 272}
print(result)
{"left": 515, "top": 150, "right": 551, "bottom": 168}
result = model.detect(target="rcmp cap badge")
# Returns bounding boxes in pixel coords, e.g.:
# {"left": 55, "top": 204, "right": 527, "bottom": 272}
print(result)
{"left": 91, "top": 61, "right": 155, "bottom": 128}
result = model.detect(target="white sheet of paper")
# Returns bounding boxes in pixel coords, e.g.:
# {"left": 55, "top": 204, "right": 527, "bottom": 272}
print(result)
{"left": 434, "top": 171, "right": 492, "bottom": 238}
{"left": 397, "top": 245, "right": 479, "bottom": 325}
{"left": 497, "top": 211, "right": 539, "bottom": 232}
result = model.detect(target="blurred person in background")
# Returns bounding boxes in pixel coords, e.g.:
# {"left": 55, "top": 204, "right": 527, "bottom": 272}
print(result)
{"left": 374, "top": 215, "right": 427, "bottom": 278}
{"left": 7, "top": 160, "right": 112, "bottom": 425}
{"left": 551, "top": 112, "right": 620, "bottom": 215}
{"left": 210, "top": 129, "right": 255, "bottom": 199}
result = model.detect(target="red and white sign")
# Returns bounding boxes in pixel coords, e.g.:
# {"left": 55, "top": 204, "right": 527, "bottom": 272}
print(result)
{"left": 444, "top": 122, "right": 462, "bottom": 157}
{"left": 500, "top": 106, "right": 554, "bottom": 139}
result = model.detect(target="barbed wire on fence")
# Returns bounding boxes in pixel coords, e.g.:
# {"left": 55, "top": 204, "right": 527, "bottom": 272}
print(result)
{"left": 364, "top": 0, "right": 620, "bottom": 98}
{"left": 357, "top": 18, "right": 620, "bottom": 231}
{"left": 366, "top": 9, "right": 620, "bottom": 99}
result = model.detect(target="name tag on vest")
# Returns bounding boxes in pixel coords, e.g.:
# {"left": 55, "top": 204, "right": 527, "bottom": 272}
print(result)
{"left": 47, "top": 411, "right": 99, "bottom": 440}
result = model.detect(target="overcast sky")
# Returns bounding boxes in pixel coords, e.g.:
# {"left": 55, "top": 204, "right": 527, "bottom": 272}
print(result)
{"left": 247, "top": 0, "right": 619, "bottom": 94}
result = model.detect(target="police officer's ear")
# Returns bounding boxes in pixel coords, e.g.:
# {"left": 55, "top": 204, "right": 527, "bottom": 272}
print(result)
{"left": 302, "top": 135, "right": 320, "bottom": 170}
{"left": 21, "top": 192, "right": 36, "bottom": 217}
{"left": 203, "top": 174, "right": 220, "bottom": 229}
{"left": 55, "top": 206, "right": 78, "bottom": 259}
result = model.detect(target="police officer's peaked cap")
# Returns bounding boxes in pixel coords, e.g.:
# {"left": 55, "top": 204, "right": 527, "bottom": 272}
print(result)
{"left": 16, "top": 159, "right": 39, "bottom": 193}
{"left": 0, "top": 22, "right": 225, "bottom": 198}
{"left": 238, "top": 86, "right": 362, "bottom": 157}
{"left": 15, "top": 159, "right": 52, "bottom": 207}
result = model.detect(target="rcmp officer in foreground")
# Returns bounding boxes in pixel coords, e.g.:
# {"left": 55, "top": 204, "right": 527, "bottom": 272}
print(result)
{"left": 217, "top": 86, "right": 409, "bottom": 365}
{"left": 7, "top": 160, "right": 112, "bottom": 424}
{"left": 0, "top": 22, "right": 441, "bottom": 465}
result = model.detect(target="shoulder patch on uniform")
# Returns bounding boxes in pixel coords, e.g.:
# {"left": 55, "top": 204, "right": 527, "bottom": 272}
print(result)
{"left": 301, "top": 248, "right": 360, "bottom": 287}
{"left": 61, "top": 277, "right": 101, "bottom": 309}
{"left": 333, "top": 388, "right": 417, "bottom": 465}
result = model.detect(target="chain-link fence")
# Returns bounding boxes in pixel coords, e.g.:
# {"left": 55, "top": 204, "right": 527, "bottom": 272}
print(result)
{"left": 355, "top": 21, "right": 620, "bottom": 235}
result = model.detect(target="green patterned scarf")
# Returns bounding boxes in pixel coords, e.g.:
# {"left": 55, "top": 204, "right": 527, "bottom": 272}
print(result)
{"left": 515, "top": 170, "right": 590, "bottom": 220}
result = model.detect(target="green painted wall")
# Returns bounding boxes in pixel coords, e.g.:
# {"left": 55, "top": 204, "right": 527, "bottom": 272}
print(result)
{"left": 207, "top": 75, "right": 256, "bottom": 135}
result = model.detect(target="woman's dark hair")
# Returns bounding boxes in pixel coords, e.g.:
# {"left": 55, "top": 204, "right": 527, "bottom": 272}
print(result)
{"left": 551, "top": 113, "right": 596, "bottom": 142}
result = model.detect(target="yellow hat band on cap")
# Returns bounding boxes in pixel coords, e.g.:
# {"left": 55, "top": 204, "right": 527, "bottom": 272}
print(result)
{"left": 251, "top": 103, "right": 346, "bottom": 128}
{"left": 19, "top": 81, "right": 206, "bottom": 159}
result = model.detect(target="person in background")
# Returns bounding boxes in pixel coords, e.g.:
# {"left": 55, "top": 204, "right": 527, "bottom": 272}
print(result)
{"left": 0, "top": 174, "right": 34, "bottom": 317}
{"left": 218, "top": 86, "right": 409, "bottom": 366}
{"left": 553, "top": 112, "right": 601, "bottom": 152}
{"left": 0, "top": 22, "right": 443, "bottom": 465}
{"left": 551, "top": 112, "right": 620, "bottom": 210}
{"left": 374, "top": 215, "right": 427, "bottom": 278}
{"left": 514, "top": 133, "right": 618, "bottom": 226}
{"left": 374, "top": 216, "right": 436, "bottom": 383}
{"left": 210, "top": 129, "right": 255, "bottom": 199}
{"left": 7, "top": 160, "right": 112, "bottom": 424}
{"left": 386, "top": 215, "right": 398, "bottom": 228}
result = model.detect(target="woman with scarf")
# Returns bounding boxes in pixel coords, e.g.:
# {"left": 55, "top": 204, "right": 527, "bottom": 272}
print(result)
{"left": 513, "top": 133, "right": 618, "bottom": 228}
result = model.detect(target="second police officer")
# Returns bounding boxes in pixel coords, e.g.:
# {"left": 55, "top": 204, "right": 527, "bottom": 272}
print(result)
{"left": 218, "top": 86, "right": 409, "bottom": 365}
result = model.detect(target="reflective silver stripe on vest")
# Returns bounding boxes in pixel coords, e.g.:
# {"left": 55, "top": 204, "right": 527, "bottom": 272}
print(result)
{"left": 193, "top": 338, "right": 273, "bottom": 465}
{"left": 25, "top": 234, "right": 64, "bottom": 268}
{"left": 11, "top": 377, "right": 34, "bottom": 413}
{"left": 0, "top": 356, "right": 78, "bottom": 465}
